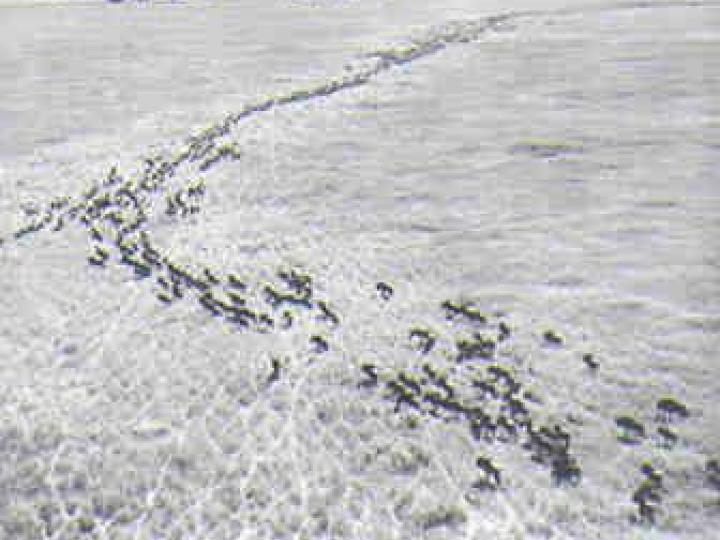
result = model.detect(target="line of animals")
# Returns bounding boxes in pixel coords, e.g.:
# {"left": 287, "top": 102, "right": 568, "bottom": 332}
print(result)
{"left": 2, "top": 10, "right": 519, "bottom": 247}
{"left": 3, "top": 135, "right": 708, "bottom": 527}
{"left": 2, "top": 13, "right": 714, "bottom": 528}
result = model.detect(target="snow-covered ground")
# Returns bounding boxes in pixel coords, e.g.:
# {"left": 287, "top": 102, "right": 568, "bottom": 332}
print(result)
{"left": 1, "top": 1, "right": 718, "bottom": 538}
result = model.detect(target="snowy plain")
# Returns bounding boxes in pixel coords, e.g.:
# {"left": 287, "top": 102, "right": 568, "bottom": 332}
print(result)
{"left": 0, "top": 1, "right": 719, "bottom": 539}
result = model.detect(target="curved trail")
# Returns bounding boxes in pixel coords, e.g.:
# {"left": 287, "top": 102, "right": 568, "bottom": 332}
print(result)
{"left": 2, "top": 0, "right": 711, "bottom": 296}
{"left": 2, "top": 0, "right": 712, "bottom": 344}
{"left": 0, "top": 1, "right": 716, "bottom": 539}
{"left": 1, "top": 0, "right": 709, "bottom": 239}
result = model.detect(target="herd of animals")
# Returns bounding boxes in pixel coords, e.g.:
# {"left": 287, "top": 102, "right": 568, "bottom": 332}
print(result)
{"left": 4, "top": 117, "right": 715, "bottom": 528}
{"left": 1, "top": 8, "right": 718, "bottom": 533}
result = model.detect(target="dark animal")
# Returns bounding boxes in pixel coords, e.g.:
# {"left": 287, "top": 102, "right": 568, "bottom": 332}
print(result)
{"left": 376, "top": 281, "right": 393, "bottom": 300}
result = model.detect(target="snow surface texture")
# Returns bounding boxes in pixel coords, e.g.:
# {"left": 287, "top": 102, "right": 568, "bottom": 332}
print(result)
{"left": 1, "top": 1, "right": 719, "bottom": 539}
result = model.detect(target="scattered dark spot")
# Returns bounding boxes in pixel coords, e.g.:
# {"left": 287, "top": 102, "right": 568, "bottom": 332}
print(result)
{"left": 156, "top": 291, "right": 173, "bottom": 305}
{"left": 632, "top": 473, "right": 664, "bottom": 524}
{"left": 543, "top": 330, "right": 563, "bottom": 345}
{"left": 224, "top": 305, "right": 256, "bottom": 326}
{"left": 267, "top": 357, "right": 282, "bottom": 384}
{"left": 376, "top": 281, "right": 393, "bottom": 300}
{"left": 89, "top": 225, "right": 103, "bottom": 242}
{"left": 278, "top": 268, "right": 313, "bottom": 298}
{"left": 49, "top": 195, "right": 71, "bottom": 210}
{"left": 187, "top": 179, "right": 206, "bottom": 197}
{"left": 14, "top": 220, "right": 46, "bottom": 239}
{"left": 420, "top": 506, "right": 466, "bottom": 531}
{"left": 225, "top": 291, "right": 244, "bottom": 306}
{"left": 279, "top": 310, "right": 293, "bottom": 329}
{"left": 421, "top": 362, "right": 440, "bottom": 380}
{"left": 615, "top": 416, "right": 646, "bottom": 444}
{"left": 542, "top": 425, "right": 570, "bottom": 451}
{"left": 76, "top": 516, "right": 95, "bottom": 534}
{"left": 120, "top": 253, "right": 153, "bottom": 278}
{"left": 495, "top": 415, "right": 519, "bottom": 443}
{"left": 359, "top": 363, "right": 378, "bottom": 388}
{"left": 398, "top": 372, "right": 422, "bottom": 395}
{"left": 228, "top": 274, "right": 246, "bottom": 290}
{"left": 475, "top": 456, "right": 501, "bottom": 489}
{"left": 435, "top": 377, "right": 455, "bottom": 399}
{"left": 524, "top": 424, "right": 572, "bottom": 469}
{"left": 409, "top": 327, "right": 436, "bottom": 354}
{"left": 503, "top": 397, "right": 530, "bottom": 425}
{"left": 707, "top": 459, "right": 720, "bottom": 489}
{"left": 656, "top": 426, "right": 678, "bottom": 449}
{"left": 310, "top": 335, "right": 329, "bottom": 354}
{"left": 423, "top": 390, "right": 465, "bottom": 417}
{"left": 456, "top": 333, "right": 496, "bottom": 361}
{"left": 263, "top": 285, "right": 282, "bottom": 307}
{"left": 441, "top": 300, "right": 486, "bottom": 323}
{"left": 551, "top": 452, "right": 582, "bottom": 487}
{"left": 87, "top": 245, "right": 110, "bottom": 267}
{"left": 469, "top": 413, "right": 496, "bottom": 442}
{"left": 405, "top": 415, "right": 419, "bottom": 429}
{"left": 263, "top": 284, "right": 312, "bottom": 309}
{"left": 198, "top": 292, "right": 222, "bottom": 316}
{"left": 104, "top": 165, "right": 122, "bottom": 187}
{"left": 656, "top": 397, "right": 689, "bottom": 423}
{"left": 498, "top": 321, "right": 511, "bottom": 341}
{"left": 522, "top": 390, "right": 542, "bottom": 404}
{"left": 386, "top": 378, "right": 422, "bottom": 413}
{"left": 510, "top": 140, "right": 583, "bottom": 159}
{"left": 257, "top": 313, "right": 274, "bottom": 331}
{"left": 141, "top": 246, "right": 162, "bottom": 267}
{"left": 171, "top": 282, "right": 184, "bottom": 299}
{"left": 386, "top": 380, "right": 407, "bottom": 396}
{"left": 473, "top": 378, "right": 499, "bottom": 400}
{"left": 59, "top": 342, "right": 79, "bottom": 355}
{"left": 640, "top": 462, "right": 663, "bottom": 483}
{"left": 202, "top": 267, "right": 220, "bottom": 285}
{"left": 394, "top": 392, "right": 420, "bottom": 413}
{"left": 487, "top": 364, "right": 514, "bottom": 385}
{"left": 317, "top": 300, "right": 340, "bottom": 326}
{"left": 582, "top": 353, "right": 599, "bottom": 370}
{"left": 157, "top": 276, "right": 171, "bottom": 289}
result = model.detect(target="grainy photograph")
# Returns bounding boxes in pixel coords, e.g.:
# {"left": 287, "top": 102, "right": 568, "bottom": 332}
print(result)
{"left": 0, "top": 1, "right": 718, "bottom": 538}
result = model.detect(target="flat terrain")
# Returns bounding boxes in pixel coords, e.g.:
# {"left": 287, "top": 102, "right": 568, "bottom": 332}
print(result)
{"left": 1, "top": 1, "right": 718, "bottom": 538}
